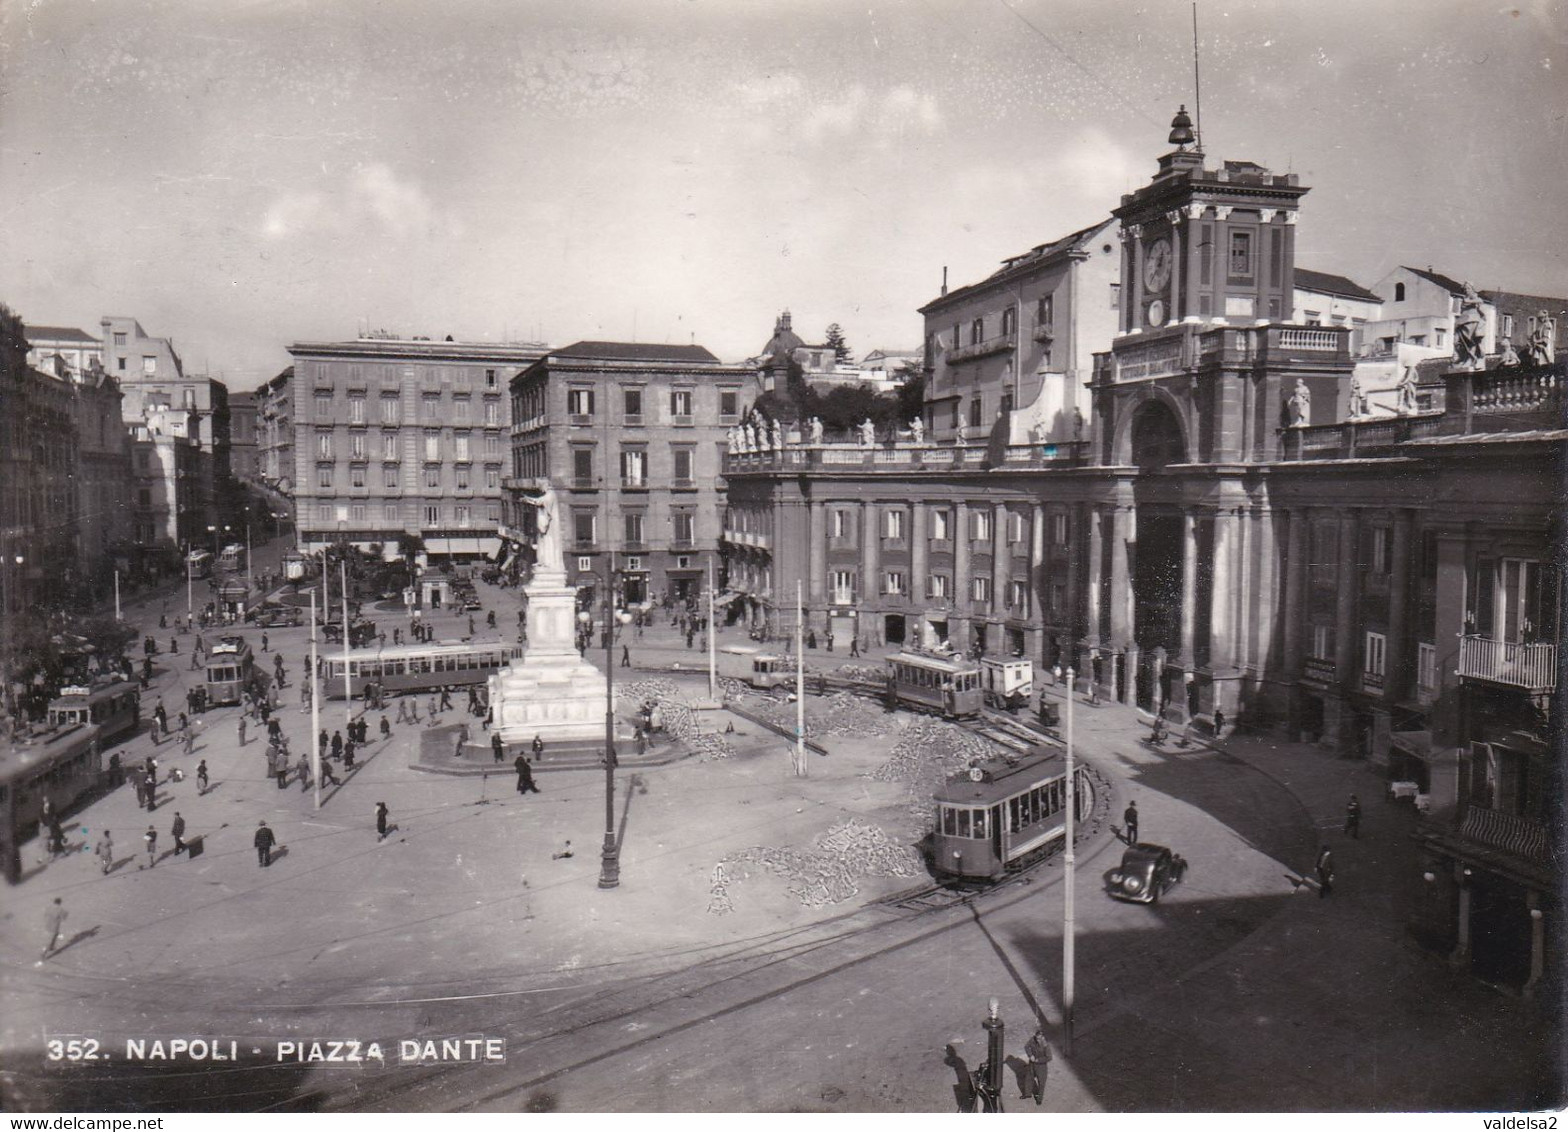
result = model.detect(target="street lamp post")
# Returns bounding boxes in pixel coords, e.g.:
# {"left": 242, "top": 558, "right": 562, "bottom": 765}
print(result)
{"left": 599, "top": 565, "right": 631, "bottom": 890}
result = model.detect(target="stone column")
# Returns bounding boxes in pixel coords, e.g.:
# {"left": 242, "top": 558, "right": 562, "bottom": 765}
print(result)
{"left": 1332, "top": 509, "right": 1361, "bottom": 754}
{"left": 1524, "top": 892, "right": 1545, "bottom": 997}
{"left": 1430, "top": 531, "right": 1469, "bottom": 753}
{"left": 953, "top": 501, "right": 971, "bottom": 647}
{"left": 808, "top": 499, "right": 827, "bottom": 609}
{"left": 1450, "top": 863, "right": 1472, "bottom": 969}
{"left": 1168, "top": 215, "right": 1183, "bottom": 322}
{"left": 861, "top": 500, "right": 879, "bottom": 623}
{"left": 1386, "top": 509, "right": 1413, "bottom": 702}
{"left": 991, "top": 502, "right": 1008, "bottom": 628}
{"left": 1210, "top": 507, "right": 1237, "bottom": 673}
{"left": 1179, "top": 509, "right": 1198, "bottom": 668}
{"left": 1108, "top": 504, "right": 1133, "bottom": 646}
{"left": 1084, "top": 505, "right": 1103, "bottom": 648}
{"left": 1029, "top": 503, "right": 1045, "bottom": 623}
{"left": 1282, "top": 510, "right": 1308, "bottom": 679}
{"left": 911, "top": 502, "right": 928, "bottom": 599}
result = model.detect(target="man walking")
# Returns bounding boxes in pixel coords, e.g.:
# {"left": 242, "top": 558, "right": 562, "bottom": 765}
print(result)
{"left": 96, "top": 830, "right": 115, "bottom": 875}
{"left": 376, "top": 802, "right": 390, "bottom": 841}
{"left": 1345, "top": 794, "right": 1362, "bottom": 839}
{"left": 170, "top": 811, "right": 187, "bottom": 856}
{"left": 531, "top": 734, "right": 544, "bottom": 762}
{"left": 261, "top": 632, "right": 269, "bottom": 653}
{"left": 515, "top": 753, "right": 541, "bottom": 795}
{"left": 620, "top": 644, "right": 630, "bottom": 668}
{"left": 40, "top": 897, "right": 67, "bottom": 961}
{"left": 237, "top": 716, "right": 247, "bottom": 747}
{"left": 254, "top": 820, "right": 275, "bottom": 867}
{"left": 491, "top": 731, "right": 504, "bottom": 765}
{"left": 380, "top": 714, "right": 391, "bottom": 742}
{"left": 196, "top": 759, "right": 209, "bottom": 794}
{"left": 1124, "top": 800, "right": 1140, "bottom": 845}
{"left": 1315, "top": 845, "right": 1335, "bottom": 898}
{"left": 297, "top": 753, "right": 312, "bottom": 791}
{"left": 143, "top": 824, "right": 158, "bottom": 868}
{"left": 1022, "top": 1028, "right": 1052, "bottom": 1105}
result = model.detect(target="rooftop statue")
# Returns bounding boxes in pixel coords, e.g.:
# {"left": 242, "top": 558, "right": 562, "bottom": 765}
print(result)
{"left": 1454, "top": 282, "right": 1486, "bottom": 371}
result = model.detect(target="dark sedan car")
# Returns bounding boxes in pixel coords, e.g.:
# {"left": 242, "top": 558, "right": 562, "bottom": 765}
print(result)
{"left": 1104, "top": 842, "right": 1187, "bottom": 904}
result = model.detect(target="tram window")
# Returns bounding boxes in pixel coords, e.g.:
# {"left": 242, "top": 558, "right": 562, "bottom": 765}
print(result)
{"left": 972, "top": 810, "right": 987, "bottom": 839}
{"left": 1008, "top": 798, "right": 1020, "bottom": 832}
{"left": 957, "top": 809, "right": 971, "bottom": 838}
{"left": 942, "top": 807, "right": 955, "bottom": 835}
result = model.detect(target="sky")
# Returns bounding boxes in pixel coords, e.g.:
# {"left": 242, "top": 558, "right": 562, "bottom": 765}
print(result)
{"left": 1, "top": 0, "right": 1563, "bottom": 390}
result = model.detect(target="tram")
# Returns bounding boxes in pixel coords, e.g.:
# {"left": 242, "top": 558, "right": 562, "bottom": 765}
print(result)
{"left": 218, "top": 543, "right": 245, "bottom": 573}
{"left": 204, "top": 636, "right": 256, "bottom": 706}
{"left": 929, "top": 747, "right": 1087, "bottom": 882}
{"left": 980, "top": 657, "right": 1034, "bottom": 713}
{"left": 716, "top": 645, "right": 792, "bottom": 692}
{"left": 1, "top": 721, "right": 104, "bottom": 883}
{"left": 186, "top": 549, "right": 213, "bottom": 579}
{"left": 885, "top": 649, "right": 983, "bottom": 719}
{"left": 322, "top": 639, "right": 524, "bottom": 699}
{"left": 46, "top": 680, "right": 141, "bottom": 746}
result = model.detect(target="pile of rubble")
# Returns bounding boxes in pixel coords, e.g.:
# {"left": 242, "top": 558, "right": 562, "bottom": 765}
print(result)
{"left": 707, "top": 818, "right": 922, "bottom": 914}
{"left": 736, "top": 690, "right": 895, "bottom": 741}
{"left": 834, "top": 663, "right": 885, "bottom": 683}
{"left": 616, "top": 678, "right": 737, "bottom": 761}
{"left": 871, "top": 718, "right": 1003, "bottom": 835}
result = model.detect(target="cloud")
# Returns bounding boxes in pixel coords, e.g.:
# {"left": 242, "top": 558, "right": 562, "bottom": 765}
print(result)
{"left": 797, "top": 84, "right": 943, "bottom": 144}
{"left": 801, "top": 84, "right": 869, "bottom": 141}
{"left": 734, "top": 72, "right": 803, "bottom": 105}
{"left": 260, "top": 163, "right": 455, "bottom": 241}
{"left": 881, "top": 86, "right": 942, "bottom": 131}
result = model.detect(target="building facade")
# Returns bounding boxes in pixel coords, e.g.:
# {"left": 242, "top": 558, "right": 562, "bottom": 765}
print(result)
{"left": 128, "top": 408, "right": 206, "bottom": 562}
{"left": 286, "top": 336, "right": 547, "bottom": 560}
{"left": 504, "top": 342, "right": 757, "bottom": 607}
{"left": 229, "top": 391, "right": 259, "bottom": 483}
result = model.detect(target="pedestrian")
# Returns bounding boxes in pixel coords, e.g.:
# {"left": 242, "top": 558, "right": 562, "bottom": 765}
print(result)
{"left": 143, "top": 824, "right": 158, "bottom": 868}
{"left": 155, "top": 700, "right": 168, "bottom": 736}
{"left": 133, "top": 773, "right": 147, "bottom": 808}
{"left": 331, "top": 730, "right": 343, "bottom": 760}
{"left": 531, "top": 734, "right": 544, "bottom": 762}
{"left": 1345, "top": 794, "right": 1362, "bottom": 839}
{"left": 321, "top": 759, "right": 341, "bottom": 787}
{"left": 1124, "top": 800, "right": 1140, "bottom": 844}
{"left": 343, "top": 737, "right": 356, "bottom": 769}
{"left": 440, "top": 686, "right": 452, "bottom": 712}
{"left": 275, "top": 754, "right": 289, "bottom": 790}
{"left": 1213, "top": 708, "right": 1226, "bottom": 737}
{"left": 170, "top": 636, "right": 178, "bottom": 655}
{"left": 297, "top": 753, "right": 311, "bottom": 791}
{"left": 849, "top": 636, "right": 860, "bottom": 658}
{"left": 396, "top": 700, "right": 409, "bottom": 725}
{"left": 1315, "top": 846, "right": 1334, "bottom": 898}
{"left": 41, "top": 897, "right": 67, "bottom": 960}
{"left": 96, "top": 831, "right": 114, "bottom": 875}
{"left": 1022, "top": 1028, "right": 1052, "bottom": 1105}
{"left": 197, "top": 759, "right": 209, "bottom": 794}
{"left": 515, "top": 755, "right": 540, "bottom": 794}
{"left": 181, "top": 727, "right": 196, "bottom": 757}
{"left": 238, "top": 716, "right": 247, "bottom": 747}
{"left": 376, "top": 802, "right": 389, "bottom": 841}
{"left": 491, "top": 731, "right": 504, "bottom": 764}
{"left": 47, "top": 813, "right": 67, "bottom": 858}
{"left": 170, "top": 811, "right": 187, "bottom": 856}
{"left": 261, "top": 632, "right": 269, "bottom": 653}
{"left": 254, "top": 820, "right": 275, "bottom": 867}
{"left": 621, "top": 644, "right": 630, "bottom": 668}
{"left": 428, "top": 695, "right": 439, "bottom": 721}
{"left": 189, "top": 647, "right": 200, "bottom": 671}
{"left": 380, "top": 714, "right": 391, "bottom": 741}
{"left": 826, "top": 632, "right": 834, "bottom": 653}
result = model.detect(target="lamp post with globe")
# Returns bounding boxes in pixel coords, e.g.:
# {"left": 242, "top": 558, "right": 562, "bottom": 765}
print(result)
{"left": 599, "top": 569, "right": 632, "bottom": 890}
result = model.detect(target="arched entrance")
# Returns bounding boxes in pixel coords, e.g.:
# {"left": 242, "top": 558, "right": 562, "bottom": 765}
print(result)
{"left": 1129, "top": 400, "right": 1187, "bottom": 712}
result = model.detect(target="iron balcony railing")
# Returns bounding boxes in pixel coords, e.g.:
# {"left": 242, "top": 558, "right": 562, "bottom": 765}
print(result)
{"left": 1457, "top": 635, "right": 1556, "bottom": 692}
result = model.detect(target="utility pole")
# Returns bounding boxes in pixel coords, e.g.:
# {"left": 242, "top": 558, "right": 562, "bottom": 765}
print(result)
{"left": 794, "top": 580, "right": 806, "bottom": 777}
{"left": 310, "top": 591, "right": 321, "bottom": 811}
{"left": 706, "top": 556, "right": 717, "bottom": 702}
{"left": 114, "top": 570, "right": 121, "bottom": 622}
{"left": 599, "top": 555, "right": 622, "bottom": 890}
{"left": 341, "top": 559, "right": 351, "bottom": 730}
{"left": 1063, "top": 665, "right": 1077, "bottom": 1054}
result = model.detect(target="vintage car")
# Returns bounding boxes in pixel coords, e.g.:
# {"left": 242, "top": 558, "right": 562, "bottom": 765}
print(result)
{"left": 247, "top": 603, "right": 304, "bottom": 628}
{"left": 1103, "top": 842, "right": 1187, "bottom": 904}
{"left": 323, "top": 619, "right": 377, "bottom": 647}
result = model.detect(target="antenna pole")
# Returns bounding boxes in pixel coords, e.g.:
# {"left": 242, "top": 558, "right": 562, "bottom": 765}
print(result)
{"left": 1192, "top": 3, "right": 1203, "bottom": 149}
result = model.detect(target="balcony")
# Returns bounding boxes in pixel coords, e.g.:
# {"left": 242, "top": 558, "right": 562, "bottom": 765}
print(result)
{"left": 670, "top": 414, "right": 694, "bottom": 427}
{"left": 620, "top": 478, "right": 648, "bottom": 492}
{"left": 571, "top": 476, "right": 596, "bottom": 490}
{"left": 1458, "top": 804, "right": 1551, "bottom": 864}
{"left": 1031, "top": 322, "right": 1055, "bottom": 344}
{"left": 947, "top": 330, "right": 1016, "bottom": 364}
{"left": 722, "top": 439, "right": 1087, "bottom": 476}
{"left": 1457, "top": 635, "right": 1556, "bottom": 692}
{"left": 568, "top": 414, "right": 593, "bottom": 426}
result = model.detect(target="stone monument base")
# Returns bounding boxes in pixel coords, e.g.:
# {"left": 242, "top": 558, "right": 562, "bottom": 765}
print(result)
{"left": 489, "top": 574, "right": 616, "bottom": 747}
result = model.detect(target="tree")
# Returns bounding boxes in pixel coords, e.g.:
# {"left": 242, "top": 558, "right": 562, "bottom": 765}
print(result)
{"left": 894, "top": 369, "right": 927, "bottom": 426}
{"left": 824, "top": 323, "right": 851, "bottom": 364}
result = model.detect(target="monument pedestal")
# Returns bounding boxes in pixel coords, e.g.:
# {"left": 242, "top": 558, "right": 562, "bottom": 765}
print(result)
{"left": 489, "top": 572, "right": 613, "bottom": 747}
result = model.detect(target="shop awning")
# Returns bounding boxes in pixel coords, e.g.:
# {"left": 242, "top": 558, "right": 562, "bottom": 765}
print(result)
{"left": 1389, "top": 729, "right": 1434, "bottom": 759}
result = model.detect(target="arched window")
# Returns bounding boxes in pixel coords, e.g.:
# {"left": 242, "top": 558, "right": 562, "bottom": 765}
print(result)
{"left": 1394, "top": 282, "right": 1406, "bottom": 302}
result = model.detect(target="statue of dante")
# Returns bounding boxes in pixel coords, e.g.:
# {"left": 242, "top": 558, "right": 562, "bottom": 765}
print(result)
{"left": 527, "top": 483, "right": 563, "bottom": 577}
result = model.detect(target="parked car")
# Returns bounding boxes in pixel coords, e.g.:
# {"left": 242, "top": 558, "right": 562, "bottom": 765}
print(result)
{"left": 1103, "top": 843, "right": 1187, "bottom": 904}
{"left": 248, "top": 604, "right": 304, "bottom": 628}
{"left": 323, "top": 619, "right": 377, "bottom": 647}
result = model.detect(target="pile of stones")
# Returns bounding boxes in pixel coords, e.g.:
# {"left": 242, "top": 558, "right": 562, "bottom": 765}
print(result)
{"left": 707, "top": 817, "right": 922, "bottom": 914}
{"left": 871, "top": 718, "right": 1003, "bottom": 836}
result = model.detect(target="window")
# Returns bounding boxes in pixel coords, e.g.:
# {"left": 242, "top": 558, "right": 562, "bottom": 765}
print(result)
{"left": 455, "top": 505, "right": 471, "bottom": 528}
{"left": 1435, "top": 328, "right": 1446, "bottom": 348}
{"left": 348, "top": 395, "right": 366, "bottom": 424}
{"left": 578, "top": 555, "right": 594, "bottom": 572}
{"left": 315, "top": 392, "right": 332, "bottom": 417}
{"left": 1304, "top": 310, "right": 1322, "bottom": 327}
{"left": 485, "top": 368, "right": 498, "bottom": 389}
{"left": 971, "top": 510, "right": 992, "bottom": 542}
{"left": 883, "top": 510, "right": 904, "bottom": 540}
{"left": 670, "top": 389, "right": 694, "bottom": 419}
{"left": 384, "top": 503, "right": 399, "bottom": 522}
{"left": 422, "top": 393, "right": 440, "bottom": 421}
{"left": 1311, "top": 624, "right": 1335, "bottom": 660}
{"left": 1369, "top": 526, "right": 1391, "bottom": 575}
{"left": 454, "top": 433, "right": 471, "bottom": 462}
{"left": 424, "top": 466, "right": 440, "bottom": 489}
{"left": 672, "top": 511, "right": 695, "bottom": 544}
{"left": 485, "top": 432, "right": 501, "bottom": 457}
{"left": 620, "top": 449, "right": 646, "bottom": 487}
{"left": 573, "top": 449, "right": 593, "bottom": 482}
{"left": 384, "top": 466, "right": 398, "bottom": 489}
{"left": 832, "top": 509, "right": 850, "bottom": 538}
{"left": 316, "top": 430, "right": 333, "bottom": 459}
{"left": 1502, "top": 314, "right": 1514, "bottom": 339}
{"left": 673, "top": 448, "right": 694, "bottom": 482}
{"left": 113, "top": 331, "right": 127, "bottom": 346}
{"left": 951, "top": 322, "right": 961, "bottom": 351}
{"left": 574, "top": 511, "right": 597, "bottom": 544}
{"left": 484, "top": 399, "right": 499, "bottom": 426}
{"left": 623, "top": 387, "right": 643, "bottom": 419}
{"left": 832, "top": 570, "right": 855, "bottom": 604}
{"left": 1052, "top": 512, "right": 1070, "bottom": 546}
{"left": 142, "top": 356, "right": 157, "bottom": 375}
{"left": 423, "top": 431, "right": 440, "bottom": 461}
{"left": 720, "top": 389, "right": 739, "bottom": 418}
{"left": 486, "top": 467, "right": 499, "bottom": 490}
{"left": 454, "top": 396, "right": 471, "bottom": 422}
{"left": 456, "top": 466, "right": 470, "bottom": 491}
{"left": 1417, "top": 643, "right": 1438, "bottom": 692}
{"left": 885, "top": 570, "right": 905, "bottom": 595}
{"left": 381, "top": 395, "right": 399, "bottom": 424}
{"left": 931, "top": 509, "right": 951, "bottom": 541}
{"left": 424, "top": 505, "right": 440, "bottom": 526}
{"left": 1363, "top": 631, "right": 1386, "bottom": 677}
{"left": 568, "top": 388, "right": 595, "bottom": 417}
{"left": 969, "top": 397, "right": 982, "bottom": 428}
{"left": 1228, "top": 230, "right": 1254, "bottom": 279}
{"left": 350, "top": 465, "right": 366, "bottom": 489}
{"left": 318, "top": 466, "right": 334, "bottom": 489}
{"left": 117, "top": 358, "right": 126, "bottom": 371}
{"left": 382, "top": 433, "right": 399, "bottom": 461}
{"left": 1001, "top": 306, "right": 1016, "bottom": 335}
{"left": 1007, "top": 513, "right": 1025, "bottom": 543}
{"left": 970, "top": 318, "right": 983, "bottom": 345}
{"left": 1394, "top": 281, "right": 1406, "bottom": 302}
{"left": 1010, "top": 579, "right": 1028, "bottom": 609}
{"left": 349, "top": 432, "right": 365, "bottom": 459}
{"left": 972, "top": 576, "right": 992, "bottom": 603}
{"left": 1109, "top": 282, "right": 1121, "bottom": 309}
{"left": 930, "top": 573, "right": 951, "bottom": 599}
{"left": 1033, "top": 296, "right": 1056, "bottom": 335}
{"left": 351, "top": 504, "right": 366, "bottom": 522}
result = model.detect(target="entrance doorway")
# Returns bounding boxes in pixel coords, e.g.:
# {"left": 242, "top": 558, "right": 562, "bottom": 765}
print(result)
{"left": 926, "top": 618, "right": 948, "bottom": 647}
{"left": 884, "top": 614, "right": 906, "bottom": 645}
{"left": 671, "top": 576, "right": 698, "bottom": 605}
{"left": 1470, "top": 875, "right": 1532, "bottom": 989}
{"left": 622, "top": 575, "right": 647, "bottom": 605}
{"left": 1133, "top": 511, "right": 1183, "bottom": 654}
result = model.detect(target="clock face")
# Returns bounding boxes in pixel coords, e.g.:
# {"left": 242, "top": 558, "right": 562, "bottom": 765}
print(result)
{"left": 1144, "top": 237, "right": 1173, "bottom": 292}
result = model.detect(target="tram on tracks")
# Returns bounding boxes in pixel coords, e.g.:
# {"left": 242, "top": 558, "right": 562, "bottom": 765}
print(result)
{"left": 980, "top": 657, "right": 1034, "bottom": 712}
{"left": 46, "top": 680, "right": 141, "bottom": 749}
{"left": 205, "top": 636, "right": 256, "bottom": 706}
{"left": 1, "top": 720, "right": 105, "bottom": 883}
{"left": 716, "top": 645, "right": 793, "bottom": 693}
{"left": 885, "top": 648, "right": 983, "bottom": 719}
{"left": 322, "top": 639, "right": 524, "bottom": 699}
{"left": 929, "top": 746, "right": 1087, "bottom": 882}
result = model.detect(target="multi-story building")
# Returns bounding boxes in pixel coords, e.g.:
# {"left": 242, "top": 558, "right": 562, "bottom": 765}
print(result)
{"left": 918, "top": 217, "right": 1120, "bottom": 444}
{"left": 229, "top": 391, "right": 259, "bottom": 483}
{"left": 1291, "top": 268, "right": 1382, "bottom": 354}
{"left": 286, "top": 336, "right": 547, "bottom": 560}
{"left": 24, "top": 325, "right": 103, "bottom": 379}
{"left": 721, "top": 113, "right": 1562, "bottom": 992}
{"left": 128, "top": 407, "right": 207, "bottom": 567}
{"left": 504, "top": 341, "right": 757, "bottom": 606}
{"left": 69, "top": 365, "right": 133, "bottom": 586}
